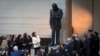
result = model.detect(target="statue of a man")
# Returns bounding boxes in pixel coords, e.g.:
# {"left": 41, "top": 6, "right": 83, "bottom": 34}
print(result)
{"left": 50, "top": 3, "right": 63, "bottom": 45}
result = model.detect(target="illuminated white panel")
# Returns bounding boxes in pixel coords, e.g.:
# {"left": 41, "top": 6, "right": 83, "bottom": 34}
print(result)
{"left": 0, "top": 0, "right": 51, "bottom": 37}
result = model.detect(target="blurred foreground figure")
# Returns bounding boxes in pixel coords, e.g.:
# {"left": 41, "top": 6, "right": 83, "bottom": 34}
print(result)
{"left": 65, "top": 38, "right": 75, "bottom": 56}
{"left": 11, "top": 46, "right": 27, "bottom": 56}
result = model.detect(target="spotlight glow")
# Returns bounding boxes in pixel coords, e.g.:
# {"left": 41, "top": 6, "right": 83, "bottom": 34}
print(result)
{"left": 72, "top": 5, "right": 92, "bottom": 36}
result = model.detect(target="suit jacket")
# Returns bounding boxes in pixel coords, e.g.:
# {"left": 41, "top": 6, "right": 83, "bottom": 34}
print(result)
{"left": 50, "top": 8, "right": 63, "bottom": 29}
{"left": 11, "top": 50, "right": 27, "bottom": 56}
{"left": 65, "top": 42, "right": 74, "bottom": 53}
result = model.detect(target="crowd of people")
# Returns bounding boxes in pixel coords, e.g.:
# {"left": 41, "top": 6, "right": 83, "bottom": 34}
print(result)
{"left": 0, "top": 32, "right": 41, "bottom": 56}
{"left": 0, "top": 30, "right": 99, "bottom": 56}
{"left": 46, "top": 30, "right": 99, "bottom": 56}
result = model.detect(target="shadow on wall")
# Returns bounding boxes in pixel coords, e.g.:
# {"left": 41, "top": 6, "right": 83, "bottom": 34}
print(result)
{"left": 72, "top": 4, "right": 92, "bottom": 36}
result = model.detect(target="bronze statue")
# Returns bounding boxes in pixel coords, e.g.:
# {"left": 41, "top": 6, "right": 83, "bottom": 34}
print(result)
{"left": 50, "top": 3, "right": 63, "bottom": 45}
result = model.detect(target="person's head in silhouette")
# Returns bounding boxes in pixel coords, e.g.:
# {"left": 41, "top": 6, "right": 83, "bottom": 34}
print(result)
{"left": 52, "top": 3, "right": 58, "bottom": 11}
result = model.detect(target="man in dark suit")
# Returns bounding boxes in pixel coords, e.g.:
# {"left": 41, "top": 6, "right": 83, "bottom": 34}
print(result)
{"left": 90, "top": 32, "right": 99, "bottom": 56}
{"left": 94, "top": 32, "right": 99, "bottom": 56}
{"left": 50, "top": 3, "right": 63, "bottom": 45}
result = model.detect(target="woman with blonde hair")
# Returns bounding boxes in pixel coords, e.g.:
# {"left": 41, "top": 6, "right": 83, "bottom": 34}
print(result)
{"left": 0, "top": 35, "right": 8, "bottom": 50}
{"left": 0, "top": 35, "right": 10, "bottom": 56}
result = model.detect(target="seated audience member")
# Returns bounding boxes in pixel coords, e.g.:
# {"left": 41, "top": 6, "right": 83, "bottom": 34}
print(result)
{"left": 32, "top": 32, "right": 41, "bottom": 55}
{"left": 54, "top": 45, "right": 65, "bottom": 56}
{"left": 37, "top": 48, "right": 44, "bottom": 56}
{"left": 65, "top": 38, "right": 75, "bottom": 56}
{"left": 44, "top": 45, "right": 49, "bottom": 56}
{"left": 11, "top": 46, "right": 27, "bottom": 56}
{"left": 48, "top": 48, "right": 56, "bottom": 56}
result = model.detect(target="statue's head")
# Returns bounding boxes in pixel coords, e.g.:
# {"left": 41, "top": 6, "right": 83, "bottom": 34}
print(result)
{"left": 52, "top": 3, "right": 58, "bottom": 11}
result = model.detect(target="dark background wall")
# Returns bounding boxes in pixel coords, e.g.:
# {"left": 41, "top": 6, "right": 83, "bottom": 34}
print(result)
{"left": 93, "top": 0, "right": 100, "bottom": 35}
